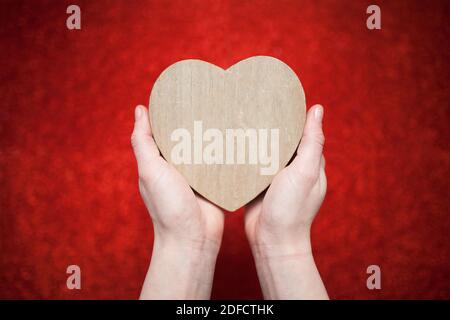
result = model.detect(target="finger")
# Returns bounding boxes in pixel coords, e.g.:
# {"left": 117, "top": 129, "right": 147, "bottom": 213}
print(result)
{"left": 131, "top": 105, "right": 162, "bottom": 174}
{"left": 290, "top": 104, "right": 325, "bottom": 175}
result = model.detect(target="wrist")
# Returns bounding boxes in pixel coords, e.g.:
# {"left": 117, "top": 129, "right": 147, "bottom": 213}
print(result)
{"left": 153, "top": 233, "right": 221, "bottom": 261}
{"left": 250, "top": 225, "right": 313, "bottom": 261}
{"left": 141, "top": 234, "right": 220, "bottom": 299}
{"left": 250, "top": 231, "right": 327, "bottom": 300}
{"left": 153, "top": 223, "right": 222, "bottom": 257}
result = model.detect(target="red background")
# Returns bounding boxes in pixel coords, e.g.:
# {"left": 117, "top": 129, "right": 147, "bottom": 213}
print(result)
{"left": 1, "top": 0, "right": 449, "bottom": 299}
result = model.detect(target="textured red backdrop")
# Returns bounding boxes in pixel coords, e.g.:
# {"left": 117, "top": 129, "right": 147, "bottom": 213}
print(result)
{"left": 0, "top": 0, "right": 449, "bottom": 299}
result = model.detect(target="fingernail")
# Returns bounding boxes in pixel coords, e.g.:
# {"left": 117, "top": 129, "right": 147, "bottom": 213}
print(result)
{"left": 135, "top": 106, "right": 142, "bottom": 120}
{"left": 314, "top": 105, "right": 323, "bottom": 121}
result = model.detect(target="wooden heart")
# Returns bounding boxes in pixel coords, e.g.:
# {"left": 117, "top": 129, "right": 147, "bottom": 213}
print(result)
{"left": 149, "top": 56, "right": 306, "bottom": 211}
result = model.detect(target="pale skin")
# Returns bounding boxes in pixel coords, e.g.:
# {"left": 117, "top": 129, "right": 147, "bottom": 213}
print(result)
{"left": 131, "top": 104, "right": 328, "bottom": 300}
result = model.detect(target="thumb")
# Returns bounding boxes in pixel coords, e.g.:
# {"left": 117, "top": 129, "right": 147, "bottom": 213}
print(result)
{"left": 290, "top": 104, "right": 325, "bottom": 176}
{"left": 131, "top": 105, "right": 162, "bottom": 176}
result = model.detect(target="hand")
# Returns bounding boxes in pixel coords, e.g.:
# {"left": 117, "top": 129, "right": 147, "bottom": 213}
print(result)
{"left": 131, "top": 105, "right": 224, "bottom": 299}
{"left": 245, "top": 104, "right": 328, "bottom": 299}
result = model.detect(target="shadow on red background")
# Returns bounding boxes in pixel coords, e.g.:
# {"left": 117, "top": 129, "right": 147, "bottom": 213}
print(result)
{"left": 0, "top": 0, "right": 449, "bottom": 299}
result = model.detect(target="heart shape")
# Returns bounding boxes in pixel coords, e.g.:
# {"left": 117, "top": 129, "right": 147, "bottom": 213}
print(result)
{"left": 149, "top": 56, "right": 306, "bottom": 211}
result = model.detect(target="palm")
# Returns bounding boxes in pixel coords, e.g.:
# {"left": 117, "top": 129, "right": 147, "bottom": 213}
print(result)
{"left": 245, "top": 164, "right": 325, "bottom": 240}
{"left": 139, "top": 158, "right": 224, "bottom": 245}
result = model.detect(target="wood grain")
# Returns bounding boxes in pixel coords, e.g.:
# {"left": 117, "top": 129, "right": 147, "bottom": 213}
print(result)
{"left": 149, "top": 56, "right": 306, "bottom": 211}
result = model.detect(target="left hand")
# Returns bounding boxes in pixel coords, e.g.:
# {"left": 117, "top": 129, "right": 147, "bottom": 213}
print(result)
{"left": 131, "top": 105, "right": 224, "bottom": 299}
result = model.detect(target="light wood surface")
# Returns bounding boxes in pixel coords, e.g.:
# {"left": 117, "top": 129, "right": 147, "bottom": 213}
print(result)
{"left": 149, "top": 56, "right": 306, "bottom": 211}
